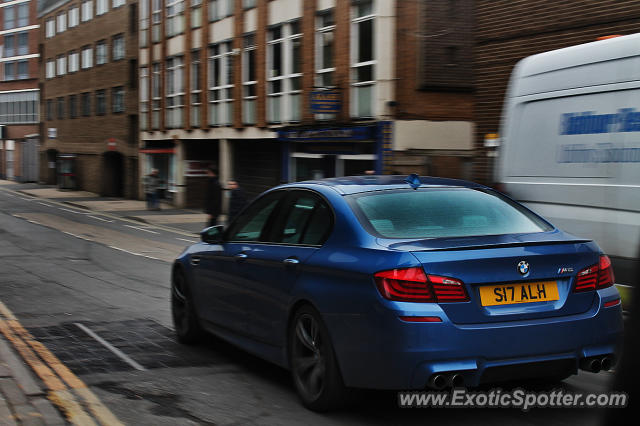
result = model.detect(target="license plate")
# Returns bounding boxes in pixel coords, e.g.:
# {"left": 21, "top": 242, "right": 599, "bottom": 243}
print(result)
{"left": 479, "top": 281, "right": 559, "bottom": 306}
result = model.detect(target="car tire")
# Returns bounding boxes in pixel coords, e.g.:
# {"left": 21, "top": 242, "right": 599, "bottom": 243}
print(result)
{"left": 289, "top": 305, "right": 347, "bottom": 412}
{"left": 171, "top": 268, "right": 204, "bottom": 344}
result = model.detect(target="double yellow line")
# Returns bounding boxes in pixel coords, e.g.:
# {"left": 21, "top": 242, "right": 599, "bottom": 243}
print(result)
{"left": 0, "top": 301, "right": 123, "bottom": 425}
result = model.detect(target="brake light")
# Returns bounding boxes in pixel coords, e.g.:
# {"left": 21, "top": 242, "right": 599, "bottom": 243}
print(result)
{"left": 597, "top": 255, "right": 615, "bottom": 289}
{"left": 574, "top": 255, "right": 615, "bottom": 292}
{"left": 374, "top": 268, "right": 469, "bottom": 303}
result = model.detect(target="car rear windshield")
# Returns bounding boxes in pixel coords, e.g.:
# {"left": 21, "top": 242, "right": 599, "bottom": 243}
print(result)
{"left": 348, "top": 188, "right": 553, "bottom": 239}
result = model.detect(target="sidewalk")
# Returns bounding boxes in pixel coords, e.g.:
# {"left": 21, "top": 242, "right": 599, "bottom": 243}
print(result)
{"left": 1, "top": 181, "right": 214, "bottom": 235}
{"left": 0, "top": 335, "right": 66, "bottom": 425}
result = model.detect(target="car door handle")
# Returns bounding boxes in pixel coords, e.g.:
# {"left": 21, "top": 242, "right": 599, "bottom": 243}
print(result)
{"left": 283, "top": 258, "right": 299, "bottom": 265}
{"left": 234, "top": 253, "right": 248, "bottom": 261}
{"left": 190, "top": 256, "right": 201, "bottom": 266}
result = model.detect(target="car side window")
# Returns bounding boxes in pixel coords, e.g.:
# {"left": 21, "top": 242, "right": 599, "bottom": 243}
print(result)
{"left": 300, "top": 202, "right": 332, "bottom": 245}
{"left": 278, "top": 193, "right": 333, "bottom": 245}
{"left": 226, "top": 192, "right": 282, "bottom": 242}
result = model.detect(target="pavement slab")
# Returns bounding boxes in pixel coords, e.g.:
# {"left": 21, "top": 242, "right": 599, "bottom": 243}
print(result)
{"left": 18, "top": 189, "right": 97, "bottom": 199}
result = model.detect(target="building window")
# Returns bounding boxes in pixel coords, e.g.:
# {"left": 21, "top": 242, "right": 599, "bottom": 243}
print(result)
{"left": 56, "top": 55, "right": 67, "bottom": 76}
{"left": 4, "top": 6, "right": 15, "bottom": 30}
{"left": 151, "top": 62, "right": 161, "bottom": 128}
{"left": 208, "top": 0, "right": 233, "bottom": 22}
{"left": 151, "top": 0, "right": 162, "bottom": 43}
{"left": 17, "top": 3, "right": 28, "bottom": 27}
{"left": 113, "top": 0, "right": 126, "bottom": 8}
{"left": 242, "top": 34, "right": 256, "bottom": 125}
{"left": 16, "top": 32, "right": 28, "bottom": 56}
{"left": 166, "top": 56, "right": 184, "bottom": 128}
{"left": 112, "top": 86, "right": 125, "bottom": 113}
{"left": 166, "top": 0, "right": 185, "bottom": 38}
{"left": 267, "top": 21, "right": 302, "bottom": 123}
{"left": 140, "top": 66, "right": 149, "bottom": 129}
{"left": 97, "top": 0, "right": 108, "bottom": 16}
{"left": 191, "top": 0, "right": 202, "bottom": 29}
{"left": 3, "top": 62, "right": 18, "bottom": 81}
{"left": 96, "top": 90, "right": 106, "bottom": 115}
{"left": 242, "top": 0, "right": 256, "bottom": 9}
{"left": 69, "top": 51, "right": 80, "bottom": 72}
{"left": 140, "top": 0, "right": 149, "bottom": 47}
{"left": 96, "top": 40, "right": 108, "bottom": 65}
{"left": 207, "top": 41, "right": 234, "bottom": 126}
{"left": 351, "top": 0, "right": 375, "bottom": 118}
{"left": 69, "top": 95, "right": 78, "bottom": 118}
{"left": 57, "top": 97, "right": 65, "bottom": 119}
{"left": 45, "top": 19, "right": 56, "bottom": 38}
{"left": 57, "top": 12, "right": 67, "bottom": 33}
{"left": 316, "top": 10, "right": 335, "bottom": 87}
{"left": 0, "top": 91, "right": 38, "bottom": 124}
{"left": 82, "top": 0, "right": 94, "bottom": 22}
{"left": 46, "top": 99, "right": 54, "bottom": 121}
{"left": 81, "top": 92, "right": 91, "bottom": 116}
{"left": 190, "top": 52, "right": 201, "bottom": 127}
{"left": 3, "top": 35, "right": 15, "bottom": 58}
{"left": 46, "top": 59, "right": 55, "bottom": 79}
{"left": 81, "top": 46, "right": 93, "bottom": 69}
{"left": 69, "top": 7, "right": 80, "bottom": 27}
{"left": 112, "top": 34, "right": 125, "bottom": 60}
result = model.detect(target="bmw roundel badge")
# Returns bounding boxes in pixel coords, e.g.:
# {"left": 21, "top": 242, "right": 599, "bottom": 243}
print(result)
{"left": 518, "top": 261, "right": 530, "bottom": 275}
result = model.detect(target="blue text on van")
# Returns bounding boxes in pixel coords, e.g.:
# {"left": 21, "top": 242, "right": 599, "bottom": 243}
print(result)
{"left": 560, "top": 108, "right": 640, "bottom": 135}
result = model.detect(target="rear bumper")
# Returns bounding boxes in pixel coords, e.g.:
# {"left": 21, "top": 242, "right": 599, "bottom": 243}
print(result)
{"left": 324, "top": 287, "right": 623, "bottom": 389}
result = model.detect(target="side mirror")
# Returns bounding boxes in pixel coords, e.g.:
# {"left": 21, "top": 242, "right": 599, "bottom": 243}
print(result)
{"left": 201, "top": 225, "right": 225, "bottom": 244}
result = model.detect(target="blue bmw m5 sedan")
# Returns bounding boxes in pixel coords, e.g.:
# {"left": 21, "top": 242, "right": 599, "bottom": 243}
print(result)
{"left": 171, "top": 175, "right": 623, "bottom": 411}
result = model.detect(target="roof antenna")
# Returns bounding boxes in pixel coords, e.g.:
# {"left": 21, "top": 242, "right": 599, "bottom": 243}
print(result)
{"left": 404, "top": 173, "right": 421, "bottom": 190}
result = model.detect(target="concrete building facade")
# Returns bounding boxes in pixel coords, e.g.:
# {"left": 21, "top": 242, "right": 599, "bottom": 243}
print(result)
{"left": 39, "top": 0, "right": 139, "bottom": 197}
{"left": 474, "top": 0, "right": 640, "bottom": 185}
{"left": 139, "top": 0, "right": 475, "bottom": 208}
{"left": 0, "top": 0, "right": 40, "bottom": 182}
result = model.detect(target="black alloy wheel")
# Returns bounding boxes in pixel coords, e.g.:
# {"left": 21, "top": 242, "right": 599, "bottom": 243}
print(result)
{"left": 171, "top": 268, "right": 203, "bottom": 344}
{"left": 289, "top": 305, "right": 347, "bottom": 411}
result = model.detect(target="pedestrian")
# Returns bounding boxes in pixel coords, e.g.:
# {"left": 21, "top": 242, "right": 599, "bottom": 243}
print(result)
{"left": 227, "top": 179, "right": 247, "bottom": 222}
{"left": 204, "top": 165, "right": 221, "bottom": 227}
{"left": 144, "top": 169, "right": 161, "bottom": 210}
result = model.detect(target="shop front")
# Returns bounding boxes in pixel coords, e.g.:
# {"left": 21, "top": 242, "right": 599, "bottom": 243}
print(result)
{"left": 278, "top": 122, "right": 392, "bottom": 182}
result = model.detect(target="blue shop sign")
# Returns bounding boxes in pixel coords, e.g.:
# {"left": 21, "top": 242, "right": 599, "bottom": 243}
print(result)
{"left": 310, "top": 90, "right": 342, "bottom": 113}
{"left": 279, "top": 126, "right": 375, "bottom": 142}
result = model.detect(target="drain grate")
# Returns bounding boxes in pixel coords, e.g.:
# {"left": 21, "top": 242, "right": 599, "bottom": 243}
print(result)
{"left": 28, "top": 319, "right": 215, "bottom": 375}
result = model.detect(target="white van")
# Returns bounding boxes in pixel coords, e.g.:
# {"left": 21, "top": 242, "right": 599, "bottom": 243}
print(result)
{"left": 497, "top": 33, "right": 640, "bottom": 290}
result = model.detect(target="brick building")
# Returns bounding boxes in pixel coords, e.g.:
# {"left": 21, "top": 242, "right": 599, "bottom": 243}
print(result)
{"left": 0, "top": 0, "right": 40, "bottom": 182}
{"left": 39, "top": 0, "right": 139, "bottom": 197}
{"left": 474, "top": 0, "right": 640, "bottom": 184}
{"left": 139, "top": 0, "right": 475, "bottom": 208}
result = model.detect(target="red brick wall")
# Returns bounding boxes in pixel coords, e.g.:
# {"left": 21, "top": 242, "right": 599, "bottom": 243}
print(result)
{"left": 474, "top": 0, "right": 640, "bottom": 184}
{"left": 394, "top": 0, "right": 474, "bottom": 121}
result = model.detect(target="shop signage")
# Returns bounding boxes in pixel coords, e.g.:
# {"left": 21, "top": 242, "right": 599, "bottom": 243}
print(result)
{"left": 310, "top": 89, "right": 342, "bottom": 114}
{"left": 184, "top": 160, "right": 213, "bottom": 177}
{"left": 279, "top": 126, "right": 374, "bottom": 142}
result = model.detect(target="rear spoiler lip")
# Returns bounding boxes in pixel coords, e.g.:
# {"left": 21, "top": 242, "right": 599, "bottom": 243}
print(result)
{"left": 403, "top": 239, "right": 593, "bottom": 252}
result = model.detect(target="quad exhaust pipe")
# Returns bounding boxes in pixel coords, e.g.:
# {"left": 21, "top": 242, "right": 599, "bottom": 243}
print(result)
{"left": 580, "top": 355, "right": 615, "bottom": 373}
{"left": 428, "top": 372, "right": 465, "bottom": 390}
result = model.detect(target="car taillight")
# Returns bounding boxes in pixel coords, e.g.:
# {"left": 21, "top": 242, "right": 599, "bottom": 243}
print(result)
{"left": 597, "top": 255, "right": 615, "bottom": 289}
{"left": 574, "top": 255, "right": 615, "bottom": 292}
{"left": 374, "top": 267, "right": 469, "bottom": 303}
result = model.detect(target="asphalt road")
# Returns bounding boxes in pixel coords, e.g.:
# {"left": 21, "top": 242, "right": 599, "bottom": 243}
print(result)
{"left": 0, "top": 187, "right": 622, "bottom": 425}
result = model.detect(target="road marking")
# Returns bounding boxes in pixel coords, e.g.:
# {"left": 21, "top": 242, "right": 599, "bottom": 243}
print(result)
{"left": 19, "top": 197, "right": 33, "bottom": 201}
{"left": 59, "top": 208, "right": 86, "bottom": 214}
{"left": 108, "top": 246, "right": 163, "bottom": 261}
{"left": 176, "top": 238, "right": 197, "bottom": 243}
{"left": 74, "top": 323, "right": 146, "bottom": 371}
{"left": 0, "top": 300, "right": 123, "bottom": 426}
{"left": 87, "top": 215, "right": 113, "bottom": 223}
{"left": 124, "top": 224, "right": 159, "bottom": 234}
{"left": 38, "top": 202, "right": 53, "bottom": 207}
